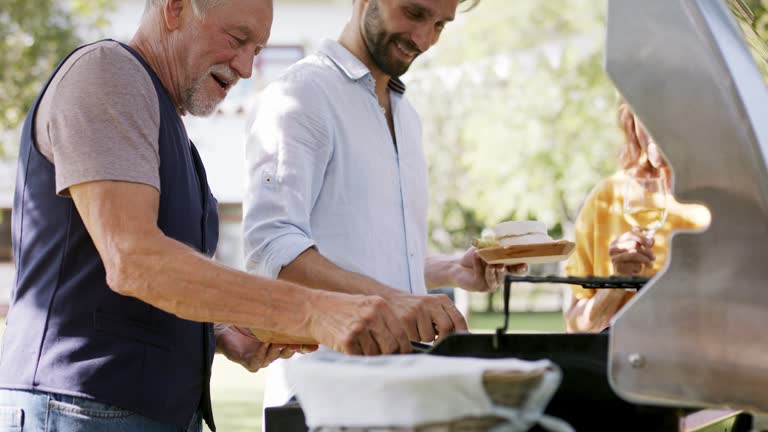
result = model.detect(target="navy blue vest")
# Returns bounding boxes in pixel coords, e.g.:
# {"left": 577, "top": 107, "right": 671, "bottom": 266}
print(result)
{"left": 0, "top": 41, "right": 219, "bottom": 430}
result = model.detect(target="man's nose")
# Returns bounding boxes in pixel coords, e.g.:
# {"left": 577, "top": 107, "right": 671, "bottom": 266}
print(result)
{"left": 232, "top": 48, "right": 254, "bottom": 79}
{"left": 411, "top": 26, "right": 436, "bottom": 52}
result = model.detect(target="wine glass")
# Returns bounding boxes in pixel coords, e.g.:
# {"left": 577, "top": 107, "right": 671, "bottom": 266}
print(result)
{"left": 622, "top": 176, "right": 668, "bottom": 275}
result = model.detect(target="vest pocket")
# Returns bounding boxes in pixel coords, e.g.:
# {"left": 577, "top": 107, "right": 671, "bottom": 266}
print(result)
{"left": 0, "top": 407, "right": 23, "bottom": 430}
{"left": 93, "top": 312, "right": 173, "bottom": 350}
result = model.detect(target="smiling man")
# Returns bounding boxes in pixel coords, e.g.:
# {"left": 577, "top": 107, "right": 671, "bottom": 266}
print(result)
{"left": 244, "top": 0, "right": 526, "bottom": 410}
{"left": 0, "top": 1, "right": 415, "bottom": 431}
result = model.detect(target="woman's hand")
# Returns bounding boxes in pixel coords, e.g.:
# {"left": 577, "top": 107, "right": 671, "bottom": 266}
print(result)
{"left": 609, "top": 231, "right": 655, "bottom": 275}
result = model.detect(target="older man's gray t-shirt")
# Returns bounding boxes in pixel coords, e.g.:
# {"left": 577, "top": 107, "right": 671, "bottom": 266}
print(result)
{"left": 35, "top": 40, "right": 161, "bottom": 195}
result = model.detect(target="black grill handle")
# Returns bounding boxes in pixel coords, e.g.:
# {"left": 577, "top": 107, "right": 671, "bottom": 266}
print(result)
{"left": 492, "top": 274, "right": 650, "bottom": 349}
{"left": 504, "top": 274, "right": 650, "bottom": 289}
{"left": 493, "top": 275, "right": 512, "bottom": 350}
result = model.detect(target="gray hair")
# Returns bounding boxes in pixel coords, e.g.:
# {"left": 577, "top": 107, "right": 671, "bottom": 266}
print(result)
{"left": 351, "top": 0, "right": 480, "bottom": 12}
{"left": 144, "top": 0, "right": 225, "bottom": 16}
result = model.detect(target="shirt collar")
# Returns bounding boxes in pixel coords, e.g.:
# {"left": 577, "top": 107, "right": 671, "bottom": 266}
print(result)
{"left": 318, "top": 39, "right": 406, "bottom": 95}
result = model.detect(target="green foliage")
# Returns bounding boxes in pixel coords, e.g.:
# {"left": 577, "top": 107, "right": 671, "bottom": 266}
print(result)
{"left": 408, "top": 0, "right": 620, "bottom": 253}
{"left": 410, "top": 0, "right": 768, "bottom": 254}
{"left": 0, "top": 0, "right": 114, "bottom": 158}
{"left": 744, "top": 0, "right": 768, "bottom": 37}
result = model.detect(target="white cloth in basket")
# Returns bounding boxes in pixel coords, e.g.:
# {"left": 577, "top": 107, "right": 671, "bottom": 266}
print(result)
{"left": 284, "top": 351, "right": 573, "bottom": 432}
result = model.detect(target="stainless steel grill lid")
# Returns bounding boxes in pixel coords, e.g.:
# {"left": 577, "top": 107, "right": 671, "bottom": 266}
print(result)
{"left": 606, "top": 0, "right": 768, "bottom": 412}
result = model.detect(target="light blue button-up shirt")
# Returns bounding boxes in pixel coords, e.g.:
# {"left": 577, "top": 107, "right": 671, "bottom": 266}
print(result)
{"left": 244, "top": 39, "right": 428, "bottom": 295}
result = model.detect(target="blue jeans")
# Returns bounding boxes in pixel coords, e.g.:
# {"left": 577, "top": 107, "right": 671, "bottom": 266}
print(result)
{"left": 0, "top": 389, "right": 202, "bottom": 432}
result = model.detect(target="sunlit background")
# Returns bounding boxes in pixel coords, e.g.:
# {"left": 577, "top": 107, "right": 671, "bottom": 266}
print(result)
{"left": 3, "top": 0, "right": 768, "bottom": 430}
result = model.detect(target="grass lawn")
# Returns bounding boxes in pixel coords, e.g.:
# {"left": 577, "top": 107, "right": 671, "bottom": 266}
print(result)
{"left": 208, "top": 355, "right": 266, "bottom": 432}
{"left": 469, "top": 311, "right": 566, "bottom": 334}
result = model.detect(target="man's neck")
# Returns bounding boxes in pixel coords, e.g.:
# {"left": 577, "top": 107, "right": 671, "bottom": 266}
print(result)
{"left": 338, "top": 26, "right": 391, "bottom": 99}
{"left": 129, "top": 19, "right": 186, "bottom": 114}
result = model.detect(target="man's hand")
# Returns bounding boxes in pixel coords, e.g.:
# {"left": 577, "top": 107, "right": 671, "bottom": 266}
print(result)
{"left": 453, "top": 248, "right": 528, "bottom": 293}
{"left": 215, "top": 325, "right": 315, "bottom": 372}
{"left": 307, "top": 293, "right": 412, "bottom": 355}
{"left": 384, "top": 292, "right": 468, "bottom": 342}
{"left": 609, "top": 231, "right": 655, "bottom": 275}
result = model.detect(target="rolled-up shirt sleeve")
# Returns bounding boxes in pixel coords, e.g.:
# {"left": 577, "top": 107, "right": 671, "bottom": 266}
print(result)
{"left": 243, "top": 74, "right": 333, "bottom": 279}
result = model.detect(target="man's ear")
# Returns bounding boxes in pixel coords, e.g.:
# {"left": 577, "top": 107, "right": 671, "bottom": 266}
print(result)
{"left": 162, "top": 0, "right": 186, "bottom": 31}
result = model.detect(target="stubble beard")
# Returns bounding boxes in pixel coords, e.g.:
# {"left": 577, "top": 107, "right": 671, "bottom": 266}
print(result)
{"left": 182, "top": 64, "right": 236, "bottom": 117}
{"left": 361, "top": 0, "right": 417, "bottom": 78}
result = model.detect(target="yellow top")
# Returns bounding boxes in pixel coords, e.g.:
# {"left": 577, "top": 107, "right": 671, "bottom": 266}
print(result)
{"left": 566, "top": 172, "right": 710, "bottom": 300}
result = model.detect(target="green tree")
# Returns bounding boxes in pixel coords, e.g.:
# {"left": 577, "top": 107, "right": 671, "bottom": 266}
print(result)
{"left": 407, "top": 0, "right": 619, "bottom": 253}
{"left": 0, "top": 0, "right": 114, "bottom": 158}
{"left": 410, "top": 0, "right": 768, "bottom": 256}
{"left": 744, "top": 0, "right": 768, "bottom": 36}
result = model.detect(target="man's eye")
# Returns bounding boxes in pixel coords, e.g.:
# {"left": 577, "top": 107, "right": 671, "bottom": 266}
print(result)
{"left": 405, "top": 9, "right": 424, "bottom": 20}
{"left": 228, "top": 34, "right": 245, "bottom": 47}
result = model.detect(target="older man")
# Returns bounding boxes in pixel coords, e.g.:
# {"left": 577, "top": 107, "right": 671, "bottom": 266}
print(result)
{"left": 245, "top": 0, "right": 525, "bottom": 408}
{"left": 0, "top": 1, "right": 412, "bottom": 431}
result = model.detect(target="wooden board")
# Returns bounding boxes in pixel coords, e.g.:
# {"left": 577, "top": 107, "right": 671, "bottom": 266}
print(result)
{"left": 476, "top": 240, "right": 575, "bottom": 265}
{"left": 249, "top": 328, "right": 318, "bottom": 346}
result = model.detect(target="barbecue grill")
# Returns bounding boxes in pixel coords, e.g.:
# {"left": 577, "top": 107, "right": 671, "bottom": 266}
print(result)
{"left": 263, "top": 0, "right": 768, "bottom": 430}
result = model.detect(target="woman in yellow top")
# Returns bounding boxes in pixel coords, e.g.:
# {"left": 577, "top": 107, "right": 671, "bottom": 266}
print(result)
{"left": 564, "top": 101, "right": 710, "bottom": 333}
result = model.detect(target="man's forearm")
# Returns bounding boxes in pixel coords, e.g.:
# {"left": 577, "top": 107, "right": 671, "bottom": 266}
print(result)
{"left": 280, "top": 248, "right": 469, "bottom": 343}
{"left": 424, "top": 254, "right": 460, "bottom": 290}
{"left": 106, "top": 232, "right": 318, "bottom": 339}
{"left": 278, "top": 247, "right": 401, "bottom": 298}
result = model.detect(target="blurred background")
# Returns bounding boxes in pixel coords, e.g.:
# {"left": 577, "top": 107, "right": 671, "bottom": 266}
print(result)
{"left": 2, "top": 0, "right": 768, "bottom": 430}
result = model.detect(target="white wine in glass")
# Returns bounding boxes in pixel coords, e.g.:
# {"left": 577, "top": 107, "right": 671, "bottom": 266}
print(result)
{"left": 623, "top": 177, "right": 668, "bottom": 239}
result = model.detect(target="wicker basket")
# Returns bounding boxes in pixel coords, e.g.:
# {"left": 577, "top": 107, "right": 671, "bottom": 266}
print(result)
{"left": 315, "top": 368, "right": 548, "bottom": 432}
